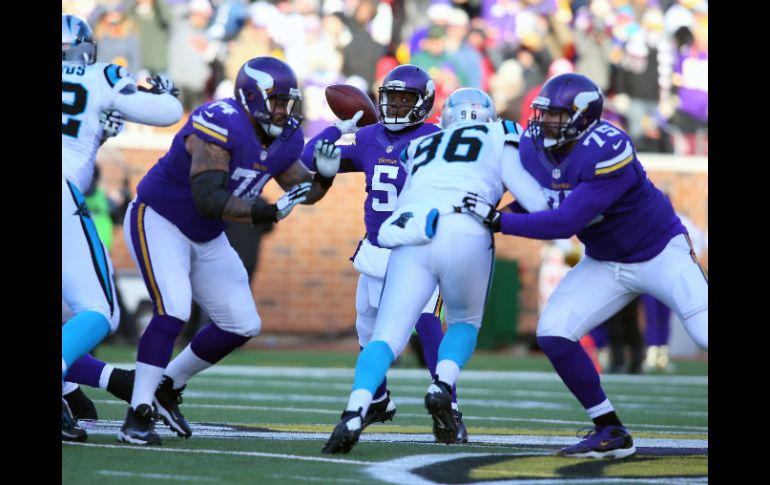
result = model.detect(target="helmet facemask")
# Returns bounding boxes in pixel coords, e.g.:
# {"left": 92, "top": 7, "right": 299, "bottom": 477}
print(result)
{"left": 378, "top": 87, "right": 427, "bottom": 131}
{"left": 529, "top": 105, "right": 576, "bottom": 150}
{"left": 239, "top": 87, "right": 303, "bottom": 138}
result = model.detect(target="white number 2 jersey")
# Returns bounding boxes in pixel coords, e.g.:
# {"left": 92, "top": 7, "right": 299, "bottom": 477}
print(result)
{"left": 399, "top": 119, "right": 548, "bottom": 213}
{"left": 62, "top": 63, "right": 134, "bottom": 192}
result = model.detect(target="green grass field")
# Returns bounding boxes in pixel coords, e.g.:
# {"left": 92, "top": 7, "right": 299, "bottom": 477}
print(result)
{"left": 63, "top": 345, "right": 708, "bottom": 484}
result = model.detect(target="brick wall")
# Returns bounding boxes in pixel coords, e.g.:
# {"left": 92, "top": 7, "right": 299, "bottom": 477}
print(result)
{"left": 103, "top": 146, "right": 707, "bottom": 336}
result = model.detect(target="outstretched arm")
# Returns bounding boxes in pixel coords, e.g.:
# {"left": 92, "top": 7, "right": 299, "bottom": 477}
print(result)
{"left": 499, "top": 168, "right": 636, "bottom": 239}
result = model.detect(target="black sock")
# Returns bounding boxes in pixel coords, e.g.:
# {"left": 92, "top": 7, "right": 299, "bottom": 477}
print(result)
{"left": 107, "top": 368, "right": 135, "bottom": 403}
{"left": 593, "top": 411, "right": 623, "bottom": 428}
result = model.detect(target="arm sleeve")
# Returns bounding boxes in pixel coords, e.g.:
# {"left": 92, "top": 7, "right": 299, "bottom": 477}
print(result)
{"left": 499, "top": 167, "right": 636, "bottom": 239}
{"left": 500, "top": 143, "right": 549, "bottom": 213}
{"left": 112, "top": 88, "right": 183, "bottom": 127}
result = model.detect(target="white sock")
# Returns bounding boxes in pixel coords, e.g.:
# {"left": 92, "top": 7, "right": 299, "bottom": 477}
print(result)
{"left": 346, "top": 389, "right": 373, "bottom": 418}
{"left": 435, "top": 360, "right": 461, "bottom": 387}
{"left": 165, "top": 345, "right": 212, "bottom": 389}
{"left": 62, "top": 381, "right": 78, "bottom": 395}
{"left": 98, "top": 364, "right": 114, "bottom": 390}
{"left": 131, "top": 362, "right": 166, "bottom": 409}
{"left": 586, "top": 399, "right": 615, "bottom": 419}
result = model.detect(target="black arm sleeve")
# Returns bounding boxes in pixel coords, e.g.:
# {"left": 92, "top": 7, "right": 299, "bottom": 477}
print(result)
{"left": 190, "top": 170, "right": 232, "bottom": 219}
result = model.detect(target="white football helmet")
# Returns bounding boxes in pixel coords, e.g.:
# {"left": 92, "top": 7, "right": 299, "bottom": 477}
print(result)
{"left": 62, "top": 14, "right": 97, "bottom": 65}
{"left": 440, "top": 88, "right": 497, "bottom": 129}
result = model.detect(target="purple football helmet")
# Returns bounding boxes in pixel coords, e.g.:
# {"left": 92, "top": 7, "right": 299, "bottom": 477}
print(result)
{"left": 528, "top": 73, "right": 604, "bottom": 150}
{"left": 378, "top": 64, "right": 435, "bottom": 131}
{"left": 234, "top": 57, "right": 303, "bottom": 138}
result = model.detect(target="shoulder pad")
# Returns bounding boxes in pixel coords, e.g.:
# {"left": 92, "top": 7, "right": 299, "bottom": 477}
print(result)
{"left": 190, "top": 104, "right": 233, "bottom": 146}
{"left": 103, "top": 64, "right": 130, "bottom": 88}
{"left": 501, "top": 119, "right": 522, "bottom": 147}
{"left": 592, "top": 139, "right": 635, "bottom": 178}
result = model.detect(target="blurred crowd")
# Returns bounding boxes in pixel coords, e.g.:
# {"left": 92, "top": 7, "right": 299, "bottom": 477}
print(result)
{"left": 62, "top": 0, "right": 708, "bottom": 154}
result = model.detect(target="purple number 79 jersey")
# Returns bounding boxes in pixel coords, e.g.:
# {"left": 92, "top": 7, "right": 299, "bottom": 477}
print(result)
{"left": 301, "top": 122, "right": 440, "bottom": 246}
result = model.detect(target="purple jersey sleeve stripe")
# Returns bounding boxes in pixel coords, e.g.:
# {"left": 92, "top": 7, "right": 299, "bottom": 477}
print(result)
{"left": 192, "top": 122, "right": 228, "bottom": 144}
{"left": 500, "top": 167, "right": 636, "bottom": 240}
{"left": 595, "top": 154, "right": 633, "bottom": 176}
{"left": 130, "top": 201, "right": 166, "bottom": 316}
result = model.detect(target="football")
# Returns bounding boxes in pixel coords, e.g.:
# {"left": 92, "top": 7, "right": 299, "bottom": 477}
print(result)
{"left": 324, "top": 84, "right": 379, "bottom": 127}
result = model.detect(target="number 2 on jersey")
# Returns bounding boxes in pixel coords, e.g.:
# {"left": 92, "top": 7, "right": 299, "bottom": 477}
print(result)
{"left": 62, "top": 82, "right": 88, "bottom": 138}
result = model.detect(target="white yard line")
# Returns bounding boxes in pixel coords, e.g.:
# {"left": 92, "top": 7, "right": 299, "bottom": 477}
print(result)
{"left": 76, "top": 421, "right": 708, "bottom": 449}
{"left": 109, "top": 364, "right": 707, "bottom": 386}
{"left": 91, "top": 400, "right": 707, "bottom": 432}
{"left": 96, "top": 470, "right": 216, "bottom": 481}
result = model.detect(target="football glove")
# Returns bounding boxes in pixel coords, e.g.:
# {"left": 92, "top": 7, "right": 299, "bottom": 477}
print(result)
{"left": 334, "top": 110, "right": 363, "bottom": 135}
{"left": 146, "top": 74, "right": 180, "bottom": 97}
{"left": 275, "top": 182, "right": 312, "bottom": 220}
{"left": 99, "top": 110, "right": 125, "bottom": 143}
{"left": 462, "top": 192, "right": 502, "bottom": 232}
{"left": 313, "top": 139, "right": 341, "bottom": 178}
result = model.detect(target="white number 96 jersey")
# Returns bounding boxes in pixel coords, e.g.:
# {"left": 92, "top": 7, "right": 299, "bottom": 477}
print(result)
{"left": 62, "top": 62, "right": 135, "bottom": 192}
{"left": 398, "top": 119, "right": 548, "bottom": 214}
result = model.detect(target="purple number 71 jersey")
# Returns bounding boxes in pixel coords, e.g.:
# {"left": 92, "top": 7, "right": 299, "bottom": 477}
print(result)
{"left": 301, "top": 123, "right": 440, "bottom": 246}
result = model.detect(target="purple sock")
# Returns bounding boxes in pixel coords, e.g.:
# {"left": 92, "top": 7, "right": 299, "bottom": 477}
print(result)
{"left": 137, "top": 314, "right": 185, "bottom": 367}
{"left": 538, "top": 336, "right": 607, "bottom": 409}
{"left": 190, "top": 323, "right": 250, "bottom": 364}
{"left": 589, "top": 322, "right": 609, "bottom": 349}
{"left": 415, "top": 312, "right": 457, "bottom": 403}
{"left": 66, "top": 354, "right": 107, "bottom": 388}
{"left": 641, "top": 294, "right": 671, "bottom": 346}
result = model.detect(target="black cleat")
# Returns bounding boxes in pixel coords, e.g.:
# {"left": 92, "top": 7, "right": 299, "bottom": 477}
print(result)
{"left": 362, "top": 391, "right": 396, "bottom": 429}
{"left": 154, "top": 375, "right": 192, "bottom": 438}
{"left": 62, "top": 398, "right": 87, "bottom": 442}
{"left": 454, "top": 409, "right": 469, "bottom": 444}
{"left": 63, "top": 386, "right": 98, "bottom": 421}
{"left": 425, "top": 380, "right": 457, "bottom": 444}
{"left": 322, "top": 409, "right": 363, "bottom": 454}
{"left": 117, "top": 404, "right": 161, "bottom": 445}
{"left": 107, "top": 368, "right": 134, "bottom": 403}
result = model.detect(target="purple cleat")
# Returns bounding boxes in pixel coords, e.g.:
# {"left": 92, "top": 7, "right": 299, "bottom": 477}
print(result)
{"left": 559, "top": 425, "right": 637, "bottom": 459}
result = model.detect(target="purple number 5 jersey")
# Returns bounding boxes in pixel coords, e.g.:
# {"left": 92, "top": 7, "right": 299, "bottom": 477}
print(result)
{"left": 301, "top": 122, "right": 440, "bottom": 246}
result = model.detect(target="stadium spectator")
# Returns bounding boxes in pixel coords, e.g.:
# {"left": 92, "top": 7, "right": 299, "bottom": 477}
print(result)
{"left": 125, "top": 0, "right": 173, "bottom": 78}
{"left": 573, "top": 0, "right": 615, "bottom": 92}
{"left": 93, "top": 5, "right": 142, "bottom": 73}
{"left": 167, "top": 0, "right": 215, "bottom": 111}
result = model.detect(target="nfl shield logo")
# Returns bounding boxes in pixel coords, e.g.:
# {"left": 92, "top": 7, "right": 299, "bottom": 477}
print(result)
{"left": 552, "top": 168, "right": 561, "bottom": 179}
{"left": 386, "top": 145, "right": 394, "bottom": 153}
{"left": 260, "top": 151, "right": 267, "bottom": 161}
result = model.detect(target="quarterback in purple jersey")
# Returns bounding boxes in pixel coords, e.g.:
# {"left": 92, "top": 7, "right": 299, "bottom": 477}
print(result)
{"left": 118, "top": 57, "right": 341, "bottom": 445}
{"left": 463, "top": 73, "right": 708, "bottom": 459}
{"left": 301, "top": 65, "right": 468, "bottom": 444}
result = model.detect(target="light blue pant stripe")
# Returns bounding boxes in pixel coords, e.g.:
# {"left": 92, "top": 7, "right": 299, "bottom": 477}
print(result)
{"left": 352, "top": 340, "right": 395, "bottom": 394}
{"left": 437, "top": 322, "right": 478, "bottom": 369}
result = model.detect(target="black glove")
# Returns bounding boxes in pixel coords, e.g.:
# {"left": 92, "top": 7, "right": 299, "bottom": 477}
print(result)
{"left": 145, "top": 74, "right": 179, "bottom": 97}
{"left": 462, "top": 192, "right": 502, "bottom": 232}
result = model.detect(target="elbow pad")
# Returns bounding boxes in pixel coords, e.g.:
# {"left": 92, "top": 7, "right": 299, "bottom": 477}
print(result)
{"left": 190, "top": 170, "right": 231, "bottom": 219}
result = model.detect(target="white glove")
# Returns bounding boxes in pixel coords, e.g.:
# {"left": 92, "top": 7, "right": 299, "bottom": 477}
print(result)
{"left": 461, "top": 192, "right": 501, "bottom": 232}
{"left": 313, "top": 139, "right": 341, "bottom": 178}
{"left": 334, "top": 110, "right": 364, "bottom": 135}
{"left": 99, "top": 110, "right": 125, "bottom": 143}
{"left": 276, "top": 182, "right": 312, "bottom": 220}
